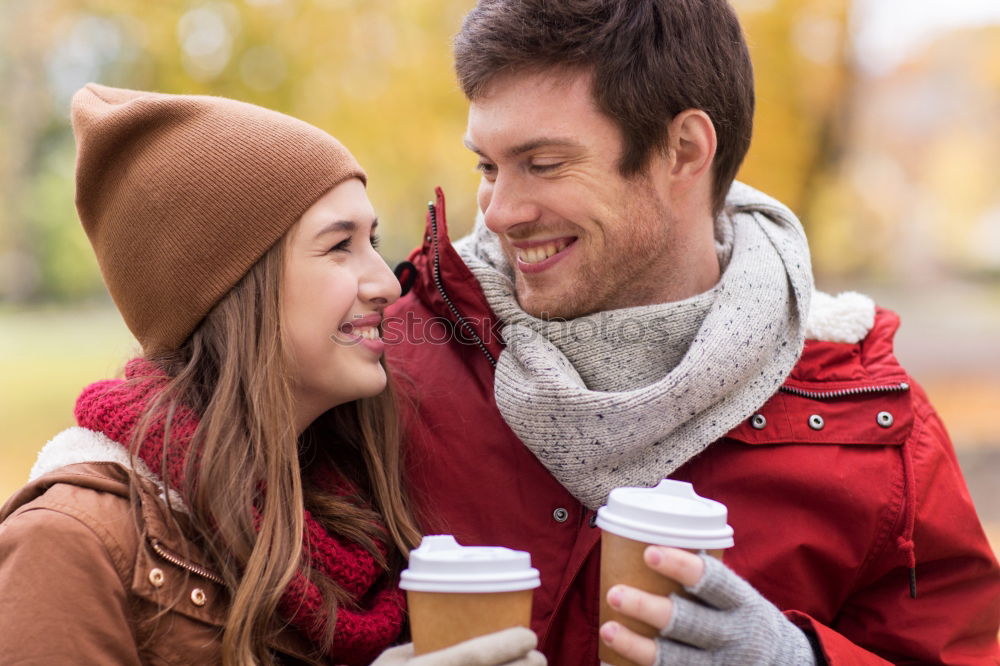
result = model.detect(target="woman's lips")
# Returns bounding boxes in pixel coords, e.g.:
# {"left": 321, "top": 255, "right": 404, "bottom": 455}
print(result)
{"left": 338, "top": 315, "right": 385, "bottom": 354}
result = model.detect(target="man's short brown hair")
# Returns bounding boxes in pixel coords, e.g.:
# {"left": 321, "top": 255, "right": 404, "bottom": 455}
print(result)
{"left": 454, "top": 0, "right": 754, "bottom": 217}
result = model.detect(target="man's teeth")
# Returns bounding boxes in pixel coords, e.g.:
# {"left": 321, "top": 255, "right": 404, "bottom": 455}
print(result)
{"left": 517, "top": 241, "right": 569, "bottom": 264}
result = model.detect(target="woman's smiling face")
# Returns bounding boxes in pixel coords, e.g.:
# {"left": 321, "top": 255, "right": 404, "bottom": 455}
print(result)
{"left": 281, "top": 177, "right": 400, "bottom": 432}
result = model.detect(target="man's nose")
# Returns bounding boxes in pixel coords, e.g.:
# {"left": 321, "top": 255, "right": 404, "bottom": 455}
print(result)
{"left": 481, "top": 174, "right": 540, "bottom": 235}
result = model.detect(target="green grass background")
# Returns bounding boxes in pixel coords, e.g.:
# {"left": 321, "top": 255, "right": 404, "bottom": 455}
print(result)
{"left": 1, "top": 306, "right": 138, "bottom": 494}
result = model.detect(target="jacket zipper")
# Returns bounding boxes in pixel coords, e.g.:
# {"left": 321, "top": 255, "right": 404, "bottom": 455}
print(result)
{"left": 149, "top": 537, "right": 226, "bottom": 585}
{"left": 428, "top": 201, "right": 497, "bottom": 367}
{"left": 779, "top": 382, "right": 910, "bottom": 399}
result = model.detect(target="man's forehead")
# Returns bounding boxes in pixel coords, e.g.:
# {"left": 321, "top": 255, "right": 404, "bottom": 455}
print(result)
{"left": 481, "top": 65, "right": 588, "bottom": 95}
{"left": 465, "top": 70, "right": 600, "bottom": 153}
{"left": 471, "top": 68, "right": 594, "bottom": 112}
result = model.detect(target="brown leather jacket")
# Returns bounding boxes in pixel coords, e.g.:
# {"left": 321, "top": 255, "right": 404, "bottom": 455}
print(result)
{"left": 0, "top": 437, "right": 324, "bottom": 664}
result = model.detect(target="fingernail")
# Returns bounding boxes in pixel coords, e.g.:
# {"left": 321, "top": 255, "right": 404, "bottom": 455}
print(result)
{"left": 646, "top": 546, "right": 662, "bottom": 566}
{"left": 608, "top": 585, "right": 623, "bottom": 608}
{"left": 600, "top": 622, "right": 619, "bottom": 642}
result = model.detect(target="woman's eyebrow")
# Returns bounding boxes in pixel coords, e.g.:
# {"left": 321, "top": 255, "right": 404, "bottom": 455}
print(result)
{"left": 312, "top": 217, "right": 378, "bottom": 241}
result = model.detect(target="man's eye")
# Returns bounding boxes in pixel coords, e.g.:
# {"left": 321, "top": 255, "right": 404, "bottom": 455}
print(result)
{"left": 531, "top": 163, "right": 562, "bottom": 173}
{"left": 476, "top": 161, "right": 497, "bottom": 175}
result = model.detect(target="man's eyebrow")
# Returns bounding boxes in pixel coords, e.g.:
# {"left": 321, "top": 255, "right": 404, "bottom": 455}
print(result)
{"left": 463, "top": 137, "right": 582, "bottom": 158}
{"left": 464, "top": 137, "right": 485, "bottom": 156}
{"left": 312, "top": 217, "right": 378, "bottom": 240}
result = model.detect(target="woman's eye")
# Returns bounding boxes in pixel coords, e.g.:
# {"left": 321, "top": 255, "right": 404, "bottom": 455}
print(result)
{"left": 370, "top": 234, "right": 381, "bottom": 250}
{"left": 329, "top": 238, "right": 352, "bottom": 253}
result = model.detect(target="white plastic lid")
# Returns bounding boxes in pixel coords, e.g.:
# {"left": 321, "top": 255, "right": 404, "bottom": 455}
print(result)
{"left": 399, "top": 535, "right": 541, "bottom": 593}
{"left": 596, "top": 480, "right": 734, "bottom": 549}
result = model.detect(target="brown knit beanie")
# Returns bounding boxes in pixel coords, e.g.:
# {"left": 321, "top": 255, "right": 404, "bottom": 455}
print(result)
{"left": 71, "top": 83, "right": 366, "bottom": 354}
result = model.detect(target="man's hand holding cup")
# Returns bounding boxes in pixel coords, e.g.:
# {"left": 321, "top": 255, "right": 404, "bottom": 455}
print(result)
{"left": 595, "top": 481, "right": 818, "bottom": 666}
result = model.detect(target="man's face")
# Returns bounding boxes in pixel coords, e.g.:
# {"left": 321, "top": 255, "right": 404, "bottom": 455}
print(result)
{"left": 465, "top": 69, "right": 681, "bottom": 320}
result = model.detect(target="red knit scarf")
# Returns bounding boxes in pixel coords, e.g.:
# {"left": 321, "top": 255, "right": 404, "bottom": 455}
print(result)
{"left": 74, "top": 359, "right": 405, "bottom": 665}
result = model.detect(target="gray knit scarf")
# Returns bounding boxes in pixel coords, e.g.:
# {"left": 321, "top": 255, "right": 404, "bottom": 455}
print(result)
{"left": 454, "top": 181, "right": 813, "bottom": 509}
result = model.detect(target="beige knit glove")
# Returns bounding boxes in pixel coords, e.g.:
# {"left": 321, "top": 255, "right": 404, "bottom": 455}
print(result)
{"left": 654, "top": 554, "right": 818, "bottom": 665}
{"left": 371, "top": 627, "right": 546, "bottom": 666}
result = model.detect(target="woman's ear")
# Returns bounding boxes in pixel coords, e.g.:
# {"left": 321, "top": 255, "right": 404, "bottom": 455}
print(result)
{"left": 666, "top": 109, "right": 717, "bottom": 184}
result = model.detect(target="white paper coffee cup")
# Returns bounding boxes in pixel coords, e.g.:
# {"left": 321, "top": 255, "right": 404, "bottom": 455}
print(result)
{"left": 400, "top": 535, "right": 540, "bottom": 654}
{"left": 596, "top": 480, "right": 733, "bottom": 666}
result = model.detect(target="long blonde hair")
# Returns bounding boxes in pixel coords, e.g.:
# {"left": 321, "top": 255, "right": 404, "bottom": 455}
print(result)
{"left": 131, "top": 235, "right": 420, "bottom": 664}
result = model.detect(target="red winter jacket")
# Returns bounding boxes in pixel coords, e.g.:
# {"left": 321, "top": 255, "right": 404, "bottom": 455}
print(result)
{"left": 384, "top": 188, "right": 1000, "bottom": 665}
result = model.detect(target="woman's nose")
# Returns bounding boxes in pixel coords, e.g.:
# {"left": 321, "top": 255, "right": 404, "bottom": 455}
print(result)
{"left": 360, "top": 252, "right": 402, "bottom": 306}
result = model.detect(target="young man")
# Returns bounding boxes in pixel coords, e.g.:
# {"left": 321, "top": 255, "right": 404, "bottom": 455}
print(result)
{"left": 384, "top": 1, "right": 1000, "bottom": 664}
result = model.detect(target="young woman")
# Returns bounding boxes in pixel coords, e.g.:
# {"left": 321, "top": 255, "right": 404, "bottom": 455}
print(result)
{"left": 0, "top": 85, "right": 543, "bottom": 666}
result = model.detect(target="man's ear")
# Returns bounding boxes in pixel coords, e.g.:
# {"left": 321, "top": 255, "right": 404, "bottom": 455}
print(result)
{"left": 666, "top": 109, "right": 717, "bottom": 183}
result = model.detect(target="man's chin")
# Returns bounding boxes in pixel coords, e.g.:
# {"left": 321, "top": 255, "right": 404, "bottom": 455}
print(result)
{"left": 516, "top": 289, "right": 585, "bottom": 321}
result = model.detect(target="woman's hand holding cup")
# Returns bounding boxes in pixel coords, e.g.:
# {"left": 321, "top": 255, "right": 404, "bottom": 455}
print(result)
{"left": 372, "top": 627, "right": 546, "bottom": 666}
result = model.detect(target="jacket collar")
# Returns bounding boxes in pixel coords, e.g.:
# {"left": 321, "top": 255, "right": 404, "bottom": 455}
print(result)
{"left": 30, "top": 426, "right": 188, "bottom": 510}
{"left": 404, "top": 187, "right": 505, "bottom": 364}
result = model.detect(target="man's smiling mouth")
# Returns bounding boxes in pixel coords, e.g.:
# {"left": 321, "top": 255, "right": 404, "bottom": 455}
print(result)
{"left": 512, "top": 237, "right": 575, "bottom": 264}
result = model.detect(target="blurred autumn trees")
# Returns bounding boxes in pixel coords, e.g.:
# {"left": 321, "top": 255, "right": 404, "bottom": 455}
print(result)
{"left": 1, "top": 0, "right": 998, "bottom": 303}
{"left": 1, "top": 0, "right": 481, "bottom": 302}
